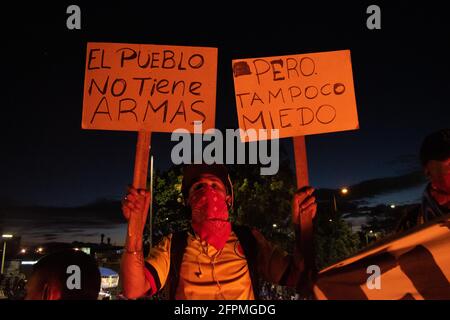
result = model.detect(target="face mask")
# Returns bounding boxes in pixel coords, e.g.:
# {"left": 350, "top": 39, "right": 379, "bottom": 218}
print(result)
{"left": 189, "top": 185, "right": 231, "bottom": 250}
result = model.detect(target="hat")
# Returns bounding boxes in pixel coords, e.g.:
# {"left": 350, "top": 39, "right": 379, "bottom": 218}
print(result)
{"left": 181, "top": 164, "right": 233, "bottom": 206}
{"left": 419, "top": 128, "right": 450, "bottom": 166}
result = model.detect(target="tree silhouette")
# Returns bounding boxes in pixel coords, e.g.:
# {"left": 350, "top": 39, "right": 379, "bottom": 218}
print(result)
{"left": 144, "top": 162, "right": 361, "bottom": 270}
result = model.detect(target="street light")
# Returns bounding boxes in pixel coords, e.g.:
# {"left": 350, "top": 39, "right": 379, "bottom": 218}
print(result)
{"left": 1, "top": 234, "right": 13, "bottom": 275}
{"left": 272, "top": 223, "right": 277, "bottom": 228}
{"left": 390, "top": 204, "right": 396, "bottom": 209}
{"left": 20, "top": 248, "right": 27, "bottom": 254}
{"left": 333, "top": 187, "right": 349, "bottom": 214}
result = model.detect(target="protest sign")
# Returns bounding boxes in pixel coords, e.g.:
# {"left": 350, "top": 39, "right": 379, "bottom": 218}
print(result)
{"left": 82, "top": 42, "right": 217, "bottom": 133}
{"left": 232, "top": 50, "right": 358, "bottom": 142}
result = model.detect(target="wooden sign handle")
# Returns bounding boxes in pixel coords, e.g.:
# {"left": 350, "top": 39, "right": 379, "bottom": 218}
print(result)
{"left": 133, "top": 131, "right": 151, "bottom": 189}
{"left": 293, "top": 135, "right": 316, "bottom": 298}
{"left": 293, "top": 136, "right": 309, "bottom": 187}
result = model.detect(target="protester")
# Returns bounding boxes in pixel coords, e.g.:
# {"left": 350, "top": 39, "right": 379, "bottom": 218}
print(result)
{"left": 25, "top": 249, "right": 101, "bottom": 300}
{"left": 121, "top": 164, "right": 317, "bottom": 300}
{"left": 397, "top": 128, "right": 450, "bottom": 231}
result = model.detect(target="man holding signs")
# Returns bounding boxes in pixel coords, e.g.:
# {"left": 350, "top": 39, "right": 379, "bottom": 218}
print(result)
{"left": 121, "top": 164, "right": 317, "bottom": 299}
{"left": 82, "top": 43, "right": 319, "bottom": 299}
{"left": 83, "top": 44, "right": 357, "bottom": 299}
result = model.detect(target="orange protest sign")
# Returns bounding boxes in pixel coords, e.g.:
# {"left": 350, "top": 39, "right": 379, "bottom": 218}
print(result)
{"left": 232, "top": 50, "right": 359, "bottom": 141}
{"left": 82, "top": 42, "right": 217, "bottom": 133}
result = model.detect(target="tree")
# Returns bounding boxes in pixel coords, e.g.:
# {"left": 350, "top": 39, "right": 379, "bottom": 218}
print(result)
{"left": 314, "top": 209, "right": 361, "bottom": 270}
{"left": 229, "top": 161, "right": 296, "bottom": 252}
{"left": 144, "top": 162, "right": 361, "bottom": 270}
{"left": 143, "top": 166, "right": 187, "bottom": 249}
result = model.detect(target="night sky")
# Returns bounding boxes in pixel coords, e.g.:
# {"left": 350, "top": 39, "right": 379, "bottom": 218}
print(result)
{"left": 1, "top": 2, "right": 449, "bottom": 244}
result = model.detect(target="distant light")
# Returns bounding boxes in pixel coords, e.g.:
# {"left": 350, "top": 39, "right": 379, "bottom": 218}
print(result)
{"left": 21, "top": 261, "right": 38, "bottom": 265}
{"left": 37, "top": 247, "right": 44, "bottom": 253}
{"left": 340, "top": 188, "right": 349, "bottom": 195}
{"left": 73, "top": 248, "right": 80, "bottom": 251}
{"left": 369, "top": 230, "right": 373, "bottom": 234}
{"left": 390, "top": 204, "right": 396, "bottom": 209}
{"left": 272, "top": 224, "right": 277, "bottom": 228}
{"left": 329, "top": 219, "right": 333, "bottom": 222}
{"left": 2, "top": 234, "right": 13, "bottom": 238}
{"left": 20, "top": 249, "right": 27, "bottom": 254}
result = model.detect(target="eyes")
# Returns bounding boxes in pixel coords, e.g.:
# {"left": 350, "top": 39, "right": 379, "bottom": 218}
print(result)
{"left": 191, "top": 181, "right": 225, "bottom": 193}
{"left": 193, "top": 183, "right": 203, "bottom": 191}
{"left": 193, "top": 182, "right": 221, "bottom": 191}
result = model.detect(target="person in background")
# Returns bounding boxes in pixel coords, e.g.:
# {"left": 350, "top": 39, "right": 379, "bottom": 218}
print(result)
{"left": 25, "top": 249, "right": 101, "bottom": 300}
{"left": 397, "top": 128, "right": 450, "bottom": 231}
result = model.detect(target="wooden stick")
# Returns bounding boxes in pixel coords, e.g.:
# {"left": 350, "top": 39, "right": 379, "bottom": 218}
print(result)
{"left": 148, "top": 155, "right": 154, "bottom": 248}
{"left": 133, "top": 131, "right": 151, "bottom": 189}
{"left": 293, "top": 136, "right": 309, "bottom": 187}
{"left": 293, "top": 136, "right": 312, "bottom": 261}
{"left": 293, "top": 135, "right": 316, "bottom": 297}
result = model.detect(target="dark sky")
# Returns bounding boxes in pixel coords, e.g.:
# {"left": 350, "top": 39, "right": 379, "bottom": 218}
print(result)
{"left": 1, "top": 2, "right": 449, "bottom": 244}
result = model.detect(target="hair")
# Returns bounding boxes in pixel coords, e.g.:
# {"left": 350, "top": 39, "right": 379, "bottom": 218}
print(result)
{"left": 181, "top": 164, "right": 232, "bottom": 197}
{"left": 419, "top": 128, "right": 450, "bottom": 167}
{"left": 32, "top": 249, "right": 101, "bottom": 300}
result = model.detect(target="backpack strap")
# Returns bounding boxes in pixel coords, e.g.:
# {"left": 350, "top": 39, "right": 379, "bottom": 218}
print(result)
{"left": 232, "top": 224, "right": 260, "bottom": 299}
{"left": 167, "top": 230, "right": 188, "bottom": 300}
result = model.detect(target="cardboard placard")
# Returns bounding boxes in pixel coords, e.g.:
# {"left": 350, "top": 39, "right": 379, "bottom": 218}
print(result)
{"left": 82, "top": 42, "right": 217, "bottom": 133}
{"left": 232, "top": 50, "right": 359, "bottom": 141}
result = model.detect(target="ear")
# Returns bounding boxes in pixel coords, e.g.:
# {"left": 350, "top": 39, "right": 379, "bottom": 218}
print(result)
{"left": 226, "top": 195, "right": 232, "bottom": 209}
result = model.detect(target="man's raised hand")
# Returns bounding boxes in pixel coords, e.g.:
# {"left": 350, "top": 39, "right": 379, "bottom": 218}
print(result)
{"left": 122, "top": 186, "right": 151, "bottom": 238}
{"left": 292, "top": 186, "right": 317, "bottom": 225}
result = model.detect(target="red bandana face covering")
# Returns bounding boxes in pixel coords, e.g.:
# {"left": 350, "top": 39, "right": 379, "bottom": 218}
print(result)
{"left": 189, "top": 185, "right": 231, "bottom": 250}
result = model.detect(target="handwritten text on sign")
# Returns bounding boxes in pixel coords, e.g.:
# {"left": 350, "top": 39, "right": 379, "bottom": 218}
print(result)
{"left": 82, "top": 42, "right": 217, "bottom": 132}
{"left": 232, "top": 50, "right": 358, "bottom": 141}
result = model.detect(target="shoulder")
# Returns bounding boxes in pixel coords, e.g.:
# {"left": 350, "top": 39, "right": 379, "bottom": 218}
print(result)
{"left": 154, "top": 229, "right": 191, "bottom": 246}
{"left": 148, "top": 234, "right": 173, "bottom": 256}
{"left": 154, "top": 233, "right": 173, "bottom": 244}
